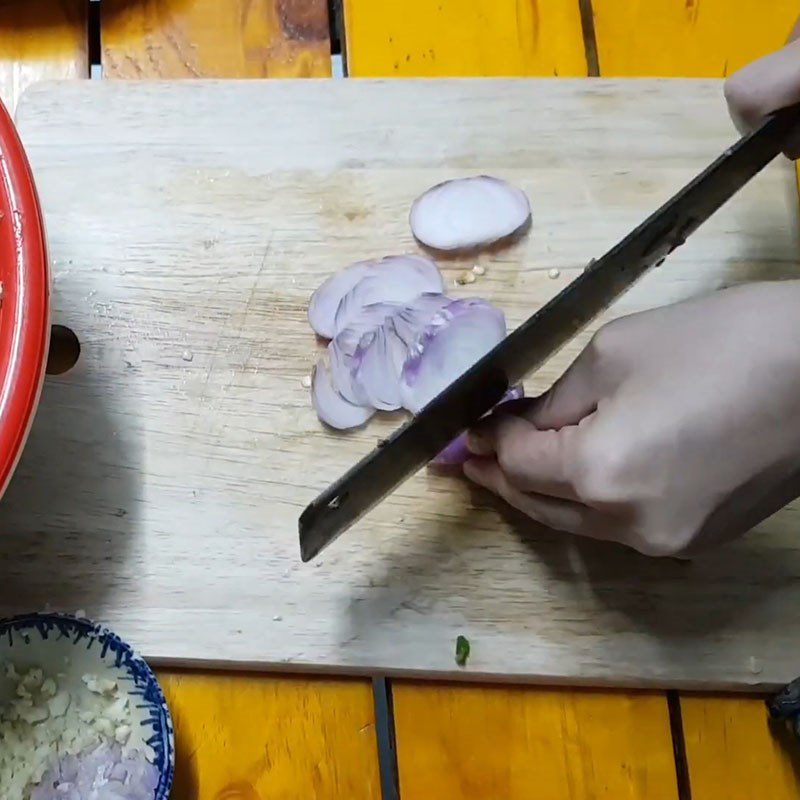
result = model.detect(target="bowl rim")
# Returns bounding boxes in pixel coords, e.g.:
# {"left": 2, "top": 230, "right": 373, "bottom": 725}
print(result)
{"left": 0, "top": 100, "right": 50, "bottom": 499}
{"left": 0, "top": 611, "right": 175, "bottom": 799}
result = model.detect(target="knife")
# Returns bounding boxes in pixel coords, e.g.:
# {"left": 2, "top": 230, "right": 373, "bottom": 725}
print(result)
{"left": 299, "top": 101, "right": 800, "bottom": 562}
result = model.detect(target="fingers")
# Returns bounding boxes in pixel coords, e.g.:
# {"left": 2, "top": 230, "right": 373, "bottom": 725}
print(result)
{"left": 725, "top": 39, "right": 800, "bottom": 157}
{"left": 463, "top": 458, "right": 587, "bottom": 533}
{"left": 467, "top": 412, "right": 584, "bottom": 501}
{"left": 526, "top": 343, "right": 600, "bottom": 430}
{"left": 791, "top": 15, "right": 800, "bottom": 43}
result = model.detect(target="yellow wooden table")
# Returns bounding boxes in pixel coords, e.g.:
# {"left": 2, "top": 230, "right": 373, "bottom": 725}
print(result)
{"left": 5, "top": 1, "right": 800, "bottom": 797}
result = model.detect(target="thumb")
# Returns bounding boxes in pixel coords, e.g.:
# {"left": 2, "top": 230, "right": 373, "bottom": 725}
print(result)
{"left": 526, "top": 342, "right": 600, "bottom": 430}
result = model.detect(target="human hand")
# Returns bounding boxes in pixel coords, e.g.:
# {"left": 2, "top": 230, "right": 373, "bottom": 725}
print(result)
{"left": 725, "top": 27, "right": 800, "bottom": 157}
{"left": 463, "top": 282, "right": 800, "bottom": 556}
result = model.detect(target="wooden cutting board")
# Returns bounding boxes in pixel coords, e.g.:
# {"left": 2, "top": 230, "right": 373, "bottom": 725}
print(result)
{"left": 3, "top": 78, "right": 800, "bottom": 688}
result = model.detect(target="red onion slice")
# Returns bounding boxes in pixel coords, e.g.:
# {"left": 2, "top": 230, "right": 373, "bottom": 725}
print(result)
{"left": 390, "top": 293, "right": 452, "bottom": 346}
{"left": 312, "top": 360, "right": 374, "bottom": 430}
{"left": 327, "top": 297, "right": 441, "bottom": 403}
{"left": 410, "top": 176, "right": 531, "bottom": 252}
{"left": 328, "top": 333, "right": 362, "bottom": 405}
{"left": 308, "top": 259, "right": 375, "bottom": 339}
{"left": 400, "top": 298, "right": 507, "bottom": 414}
{"left": 334, "top": 255, "right": 444, "bottom": 334}
{"left": 350, "top": 322, "right": 408, "bottom": 411}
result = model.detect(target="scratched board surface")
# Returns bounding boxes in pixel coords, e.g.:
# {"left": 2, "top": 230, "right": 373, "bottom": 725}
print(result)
{"left": 3, "top": 79, "right": 800, "bottom": 687}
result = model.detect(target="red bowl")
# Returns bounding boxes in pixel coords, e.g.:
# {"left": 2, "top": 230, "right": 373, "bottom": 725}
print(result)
{"left": 0, "top": 100, "right": 49, "bottom": 498}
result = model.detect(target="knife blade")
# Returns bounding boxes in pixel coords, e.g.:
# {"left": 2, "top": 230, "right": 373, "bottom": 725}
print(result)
{"left": 299, "top": 101, "right": 800, "bottom": 562}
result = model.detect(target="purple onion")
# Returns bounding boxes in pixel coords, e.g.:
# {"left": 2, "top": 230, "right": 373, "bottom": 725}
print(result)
{"left": 31, "top": 744, "right": 160, "bottom": 800}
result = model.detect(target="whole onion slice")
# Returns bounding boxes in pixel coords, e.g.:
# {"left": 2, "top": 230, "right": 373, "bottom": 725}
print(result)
{"left": 334, "top": 255, "right": 444, "bottom": 334}
{"left": 312, "top": 359, "right": 374, "bottom": 430}
{"left": 431, "top": 385, "right": 525, "bottom": 466}
{"left": 400, "top": 298, "right": 507, "bottom": 414}
{"left": 410, "top": 176, "right": 531, "bottom": 252}
{"left": 308, "top": 259, "right": 375, "bottom": 339}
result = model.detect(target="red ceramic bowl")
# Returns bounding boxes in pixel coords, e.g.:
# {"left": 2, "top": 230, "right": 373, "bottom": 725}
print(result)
{"left": 0, "top": 100, "right": 49, "bottom": 498}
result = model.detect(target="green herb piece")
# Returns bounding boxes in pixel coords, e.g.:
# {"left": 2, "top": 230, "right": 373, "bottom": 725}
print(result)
{"left": 455, "top": 635, "right": 470, "bottom": 667}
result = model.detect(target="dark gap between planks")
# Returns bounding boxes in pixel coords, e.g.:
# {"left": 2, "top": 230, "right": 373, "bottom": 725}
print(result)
{"left": 88, "top": 0, "right": 102, "bottom": 77}
{"left": 327, "top": 0, "right": 348, "bottom": 75}
{"left": 372, "top": 677, "right": 400, "bottom": 800}
{"left": 667, "top": 691, "right": 693, "bottom": 800}
{"left": 578, "top": 0, "right": 600, "bottom": 77}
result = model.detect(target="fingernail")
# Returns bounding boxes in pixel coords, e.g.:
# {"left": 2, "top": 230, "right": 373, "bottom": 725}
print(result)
{"left": 466, "top": 432, "right": 493, "bottom": 456}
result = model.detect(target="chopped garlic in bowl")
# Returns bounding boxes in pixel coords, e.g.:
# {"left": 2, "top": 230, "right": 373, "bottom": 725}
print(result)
{"left": 0, "top": 613, "right": 174, "bottom": 800}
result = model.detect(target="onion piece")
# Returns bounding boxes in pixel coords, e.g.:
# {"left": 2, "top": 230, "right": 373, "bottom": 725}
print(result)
{"left": 328, "top": 295, "right": 448, "bottom": 405}
{"left": 410, "top": 176, "right": 531, "bottom": 252}
{"left": 390, "top": 293, "right": 451, "bottom": 346}
{"left": 308, "top": 259, "right": 375, "bottom": 339}
{"left": 311, "top": 360, "right": 374, "bottom": 430}
{"left": 334, "top": 255, "right": 444, "bottom": 334}
{"left": 328, "top": 333, "right": 362, "bottom": 405}
{"left": 431, "top": 385, "right": 525, "bottom": 466}
{"left": 400, "top": 298, "right": 507, "bottom": 414}
{"left": 328, "top": 301, "right": 405, "bottom": 404}
{"left": 350, "top": 322, "right": 408, "bottom": 411}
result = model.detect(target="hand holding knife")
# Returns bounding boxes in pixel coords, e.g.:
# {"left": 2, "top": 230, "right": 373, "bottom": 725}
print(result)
{"left": 300, "top": 101, "right": 800, "bottom": 563}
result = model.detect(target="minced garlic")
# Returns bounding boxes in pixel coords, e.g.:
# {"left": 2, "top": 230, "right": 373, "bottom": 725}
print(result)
{"left": 0, "top": 662, "right": 137, "bottom": 800}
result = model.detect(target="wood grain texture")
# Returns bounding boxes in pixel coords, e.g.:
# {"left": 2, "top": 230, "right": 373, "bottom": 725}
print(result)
{"left": 0, "top": 0, "right": 86, "bottom": 111}
{"left": 592, "top": 0, "right": 797, "bottom": 77}
{"left": 393, "top": 682, "right": 678, "bottom": 799}
{"left": 6, "top": 78, "right": 800, "bottom": 685}
{"left": 681, "top": 695, "right": 800, "bottom": 798}
{"left": 343, "top": 0, "right": 587, "bottom": 77}
{"left": 159, "top": 671, "right": 380, "bottom": 799}
{"left": 102, "top": 0, "right": 331, "bottom": 78}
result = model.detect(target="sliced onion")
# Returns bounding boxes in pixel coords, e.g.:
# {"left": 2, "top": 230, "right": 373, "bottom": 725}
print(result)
{"left": 431, "top": 385, "right": 525, "bottom": 466}
{"left": 350, "top": 322, "right": 408, "bottom": 411}
{"left": 400, "top": 298, "right": 507, "bottom": 414}
{"left": 390, "top": 293, "right": 451, "bottom": 346}
{"left": 334, "top": 255, "right": 444, "bottom": 333}
{"left": 328, "top": 301, "right": 404, "bottom": 403}
{"left": 328, "top": 296, "right": 447, "bottom": 405}
{"left": 308, "top": 259, "right": 375, "bottom": 339}
{"left": 410, "top": 176, "right": 531, "bottom": 252}
{"left": 328, "top": 333, "right": 361, "bottom": 405}
{"left": 312, "top": 360, "right": 374, "bottom": 430}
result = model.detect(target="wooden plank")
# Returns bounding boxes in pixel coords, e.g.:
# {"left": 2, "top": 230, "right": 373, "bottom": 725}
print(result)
{"left": 681, "top": 694, "right": 800, "bottom": 799}
{"left": 592, "top": 0, "right": 797, "bottom": 77}
{"left": 0, "top": 0, "right": 86, "bottom": 112}
{"left": 159, "top": 671, "right": 380, "bottom": 798}
{"left": 343, "top": 0, "right": 587, "bottom": 77}
{"left": 102, "top": 0, "right": 331, "bottom": 78}
{"left": 393, "top": 682, "right": 678, "bottom": 799}
{"left": 6, "top": 78, "right": 800, "bottom": 685}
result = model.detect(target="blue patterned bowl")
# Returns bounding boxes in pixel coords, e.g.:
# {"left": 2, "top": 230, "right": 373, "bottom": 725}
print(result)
{"left": 0, "top": 612, "right": 174, "bottom": 799}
